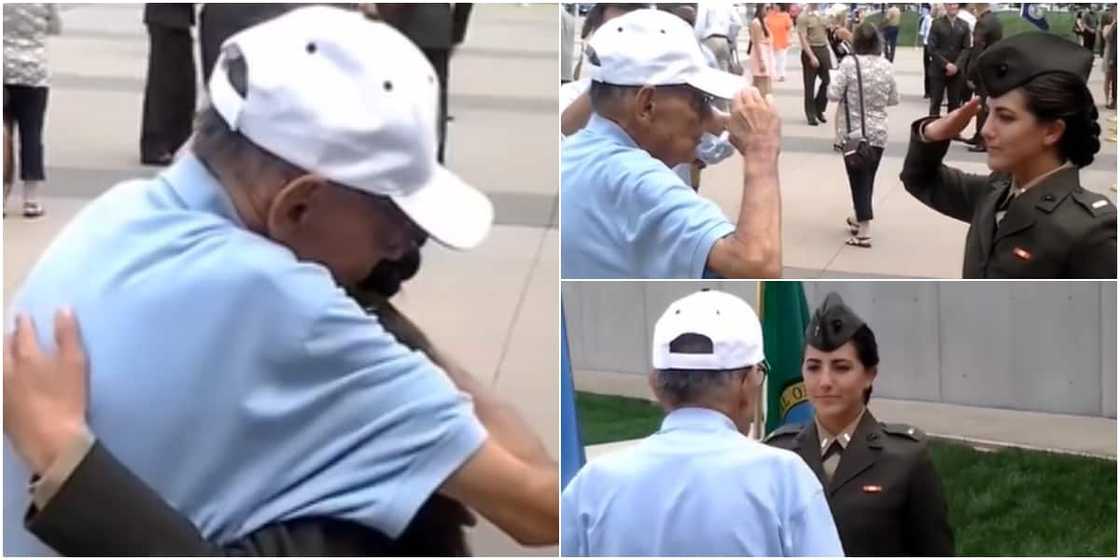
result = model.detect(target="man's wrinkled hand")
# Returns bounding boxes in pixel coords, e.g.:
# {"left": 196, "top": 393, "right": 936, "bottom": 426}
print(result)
{"left": 727, "top": 87, "right": 782, "bottom": 161}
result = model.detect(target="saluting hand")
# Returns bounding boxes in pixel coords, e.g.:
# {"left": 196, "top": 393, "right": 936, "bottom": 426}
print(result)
{"left": 728, "top": 87, "right": 782, "bottom": 160}
{"left": 922, "top": 97, "right": 982, "bottom": 142}
{"left": 3, "top": 310, "right": 90, "bottom": 475}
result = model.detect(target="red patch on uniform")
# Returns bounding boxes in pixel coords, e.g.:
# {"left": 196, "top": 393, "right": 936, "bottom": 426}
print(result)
{"left": 1012, "top": 247, "right": 1032, "bottom": 261}
{"left": 862, "top": 485, "right": 883, "bottom": 493}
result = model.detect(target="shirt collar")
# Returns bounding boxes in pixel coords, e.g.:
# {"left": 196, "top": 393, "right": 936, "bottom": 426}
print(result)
{"left": 660, "top": 407, "right": 738, "bottom": 435}
{"left": 1011, "top": 162, "right": 1074, "bottom": 194}
{"left": 160, "top": 153, "right": 246, "bottom": 227}
{"left": 816, "top": 408, "right": 865, "bottom": 452}
{"left": 585, "top": 112, "right": 640, "bottom": 150}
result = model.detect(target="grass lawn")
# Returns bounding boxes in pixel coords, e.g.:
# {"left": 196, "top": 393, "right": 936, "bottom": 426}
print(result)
{"left": 865, "top": 10, "right": 1081, "bottom": 46}
{"left": 575, "top": 391, "right": 1118, "bottom": 557}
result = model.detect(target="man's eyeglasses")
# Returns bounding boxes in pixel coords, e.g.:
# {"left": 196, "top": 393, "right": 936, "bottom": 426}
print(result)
{"left": 658, "top": 85, "right": 715, "bottom": 117}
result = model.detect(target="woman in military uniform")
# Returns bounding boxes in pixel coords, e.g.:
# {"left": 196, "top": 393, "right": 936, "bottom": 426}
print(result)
{"left": 766, "top": 293, "right": 955, "bottom": 556}
{"left": 900, "top": 32, "right": 1116, "bottom": 278}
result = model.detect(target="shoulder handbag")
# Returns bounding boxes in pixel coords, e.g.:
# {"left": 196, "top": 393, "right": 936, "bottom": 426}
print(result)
{"left": 842, "top": 54, "right": 876, "bottom": 170}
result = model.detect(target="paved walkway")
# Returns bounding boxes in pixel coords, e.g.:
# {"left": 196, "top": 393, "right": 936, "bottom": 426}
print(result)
{"left": 2, "top": 4, "right": 558, "bottom": 555}
{"left": 587, "top": 397, "right": 1117, "bottom": 461}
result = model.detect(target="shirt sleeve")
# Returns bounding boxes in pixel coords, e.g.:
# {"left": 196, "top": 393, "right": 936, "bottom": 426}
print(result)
{"left": 30, "top": 429, "right": 95, "bottom": 509}
{"left": 46, "top": 5, "right": 61, "bottom": 35}
{"left": 627, "top": 168, "right": 735, "bottom": 278}
{"left": 783, "top": 459, "right": 844, "bottom": 556}
{"left": 243, "top": 288, "right": 488, "bottom": 537}
{"left": 827, "top": 57, "right": 851, "bottom": 102}
{"left": 560, "top": 479, "right": 587, "bottom": 556}
{"left": 887, "top": 66, "right": 900, "bottom": 107}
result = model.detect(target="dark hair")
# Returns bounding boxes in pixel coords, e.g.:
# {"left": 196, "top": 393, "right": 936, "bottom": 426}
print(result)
{"left": 849, "top": 324, "right": 879, "bottom": 404}
{"left": 851, "top": 22, "right": 882, "bottom": 55}
{"left": 1018, "top": 72, "right": 1101, "bottom": 168}
{"left": 755, "top": 4, "right": 771, "bottom": 38}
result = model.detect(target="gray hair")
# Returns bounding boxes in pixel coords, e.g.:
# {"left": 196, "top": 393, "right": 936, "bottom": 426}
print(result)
{"left": 652, "top": 368, "right": 749, "bottom": 407}
{"left": 191, "top": 55, "right": 304, "bottom": 189}
{"left": 588, "top": 81, "right": 640, "bottom": 114}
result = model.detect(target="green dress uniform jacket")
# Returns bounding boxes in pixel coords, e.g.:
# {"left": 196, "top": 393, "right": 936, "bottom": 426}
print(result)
{"left": 765, "top": 411, "right": 955, "bottom": 557}
{"left": 24, "top": 441, "right": 474, "bottom": 556}
{"left": 900, "top": 118, "right": 1117, "bottom": 278}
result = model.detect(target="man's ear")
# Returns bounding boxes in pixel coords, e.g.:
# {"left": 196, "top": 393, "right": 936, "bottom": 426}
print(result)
{"left": 266, "top": 174, "right": 326, "bottom": 242}
{"left": 634, "top": 86, "right": 657, "bottom": 124}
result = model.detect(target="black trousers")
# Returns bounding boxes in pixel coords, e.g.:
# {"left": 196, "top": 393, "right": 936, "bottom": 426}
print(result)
{"left": 973, "top": 94, "right": 989, "bottom": 143}
{"left": 1108, "top": 66, "right": 1117, "bottom": 106}
{"left": 802, "top": 45, "right": 831, "bottom": 121}
{"left": 883, "top": 26, "right": 899, "bottom": 62}
{"left": 1083, "top": 31, "right": 1097, "bottom": 53}
{"left": 3, "top": 85, "right": 49, "bottom": 182}
{"left": 928, "top": 66, "right": 963, "bottom": 116}
{"left": 845, "top": 145, "right": 884, "bottom": 222}
{"left": 922, "top": 46, "right": 932, "bottom": 97}
{"left": 422, "top": 48, "right": 450, "bottom": 164}
{"left": 141, "top": 24, "right": 197, "bottom": 159}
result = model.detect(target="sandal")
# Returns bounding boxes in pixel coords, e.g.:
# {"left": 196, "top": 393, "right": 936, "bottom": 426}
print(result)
{"left": 846, "top": 235, "right": 872, "bottom": 248}
{"left": 22, "top": 201, "right": 44, "bottom": 218}
{"left": 845, "top": 216, "right": 860, "bottom": 235}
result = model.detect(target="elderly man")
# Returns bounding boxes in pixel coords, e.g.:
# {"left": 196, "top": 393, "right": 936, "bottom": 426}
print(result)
{"left": 561, "top": 289, "right": 843, "bottom": 556}
{"left": 4, "top": 7, "right": 557, "bottom": 555}
{"left": 561, "top": 9, "right": 782, "bottom": 279}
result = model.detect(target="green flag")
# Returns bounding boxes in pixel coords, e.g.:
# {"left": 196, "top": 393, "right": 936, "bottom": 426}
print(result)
{"left": 760, "top": 281, "right": 813, "bottom": 435}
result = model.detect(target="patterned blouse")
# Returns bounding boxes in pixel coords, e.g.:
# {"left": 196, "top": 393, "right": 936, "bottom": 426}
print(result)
{"left": 828, "top": 54, "right": 898, "bottom": 148}
{"left": 3, "top": 4, "right": 61, "bottom": 88}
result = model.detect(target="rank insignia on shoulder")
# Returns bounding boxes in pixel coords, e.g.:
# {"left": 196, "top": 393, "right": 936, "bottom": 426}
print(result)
{"left": 1092, "top": 200, "right": 1109, "bottom": 209}
{"left": 882, "top": 423, "right": 924, "bottom": 441}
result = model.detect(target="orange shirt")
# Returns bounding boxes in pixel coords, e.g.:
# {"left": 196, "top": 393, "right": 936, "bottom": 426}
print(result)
{"left": 766, "top": 11, "right": 793, "bottom": 49}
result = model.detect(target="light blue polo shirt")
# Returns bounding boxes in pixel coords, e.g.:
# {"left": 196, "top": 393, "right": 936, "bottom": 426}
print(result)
{"left": 4, "top": 155, "right": 487, "bottom": 554}
{"left": 561, "top": 114, "right": 735, "bottom": 279}
{"left": 561, "top": 407, "right": 843, "bottom": 556}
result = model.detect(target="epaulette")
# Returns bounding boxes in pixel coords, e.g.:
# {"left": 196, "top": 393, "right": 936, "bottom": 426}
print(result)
{"left": 763, "top": 423, "right": 805, "bottom": 443}
{"left": 881, "top": 422, "right": 925, "bottom": 442}
{"left": 1070, "top": 188, "right": 1116, "bottom": 218}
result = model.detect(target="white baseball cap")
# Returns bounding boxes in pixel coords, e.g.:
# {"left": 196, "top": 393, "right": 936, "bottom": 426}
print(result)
{"left": 585, "top": 9, "right": 744, "bottom": 100}
{"left": 208, "top": 6, "right": 493, "bottom": 250}
{"left": 652, "top": 289, "right": 765, "bottom": 371}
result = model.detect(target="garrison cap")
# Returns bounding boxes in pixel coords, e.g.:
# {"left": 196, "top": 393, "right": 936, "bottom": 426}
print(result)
{"left": 805, "top": 292, "right": 865, "bottom": 351}
{"left": 972, "top": 32, "right": 1093, "bottom": 98}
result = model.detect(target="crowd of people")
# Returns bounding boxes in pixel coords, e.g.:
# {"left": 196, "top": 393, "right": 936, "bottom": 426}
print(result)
{"left": 560, "top": 2, "right": 1117, "bottom": 279}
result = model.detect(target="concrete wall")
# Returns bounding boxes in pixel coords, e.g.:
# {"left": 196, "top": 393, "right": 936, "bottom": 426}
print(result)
{"left": 562, "top": 282, "right": 1117, "bottom": 419}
